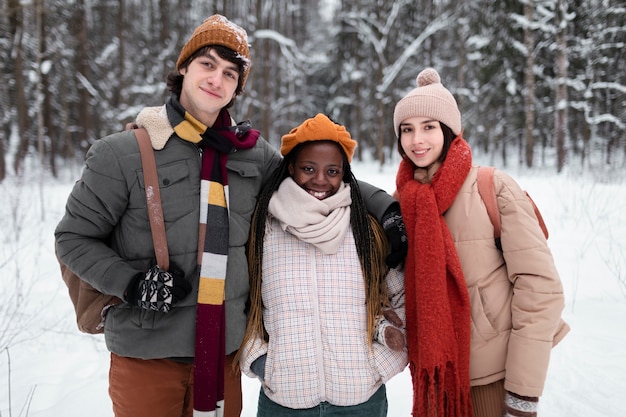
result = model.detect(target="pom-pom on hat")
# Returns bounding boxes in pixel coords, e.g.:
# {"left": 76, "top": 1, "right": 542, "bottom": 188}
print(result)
{"left": 176, "top": 15, "right": 251, "bottom": 89}
{"left": 393, "top": 68, "right": 461, "bottom": 136}
{"left": 281, "top": 113, "right": 357, "bottom": 163}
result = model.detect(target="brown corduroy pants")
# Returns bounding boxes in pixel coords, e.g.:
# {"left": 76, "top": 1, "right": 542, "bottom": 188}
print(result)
{"left": 109, "top": 352, "right": 242, "bottom": 417}
{"left": 470, "top": 379, "right": 506, "bottom": 417}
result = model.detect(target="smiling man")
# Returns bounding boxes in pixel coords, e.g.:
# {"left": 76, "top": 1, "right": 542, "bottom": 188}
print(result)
{"left": 55, "top": 15, "right": 283, "bottom": 417}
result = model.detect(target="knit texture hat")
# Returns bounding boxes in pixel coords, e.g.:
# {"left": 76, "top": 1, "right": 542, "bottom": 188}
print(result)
{"left": 393, "top": 68, "right": 461, "bottom": 136}
{"left": 281, "top": 113, "right": 357, "bottom": 163}
{"left": 176, "top": 15, "right": 251, "bottom": 89}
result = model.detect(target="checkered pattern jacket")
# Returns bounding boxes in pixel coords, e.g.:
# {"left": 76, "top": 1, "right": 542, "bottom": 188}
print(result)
{"left": 240, "top": 218, "right": 408, "bottom": 408}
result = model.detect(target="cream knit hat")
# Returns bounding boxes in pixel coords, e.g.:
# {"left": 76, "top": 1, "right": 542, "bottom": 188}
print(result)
{"left": 393, "top": 68, "right": 461, "bottom": 136}
{"left": 176, "top": 15, "right": 251, "bottom": 89}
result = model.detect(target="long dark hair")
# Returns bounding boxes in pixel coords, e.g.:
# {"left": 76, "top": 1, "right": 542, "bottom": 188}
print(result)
{"left": 238, "top": 141, "right": 389, "bottom": 357}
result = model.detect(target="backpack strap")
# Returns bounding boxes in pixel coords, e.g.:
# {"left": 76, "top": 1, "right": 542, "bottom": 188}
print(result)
{"left": 477, "top": 166, "right": 501, "bottom": 240}
{"left": 134, "top": 127, "right": 170, "bottom": 271}
{"left": 477, "top": 166, "right": 550, "bottom": 248}
{"left": 524, "top": 191, "right": 550, "bottom": 240}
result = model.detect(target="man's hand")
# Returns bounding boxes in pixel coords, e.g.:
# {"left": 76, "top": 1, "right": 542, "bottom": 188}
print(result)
{"left": 382, "top": 205, "right": 408, "bottom": 268}
{"left": 126, "top": 263, "right": 191, "bottom": 313}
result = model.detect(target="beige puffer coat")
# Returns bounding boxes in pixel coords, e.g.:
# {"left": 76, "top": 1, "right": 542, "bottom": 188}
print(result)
{"left": 444, "top": 166, "right": 569, "bottom": 397}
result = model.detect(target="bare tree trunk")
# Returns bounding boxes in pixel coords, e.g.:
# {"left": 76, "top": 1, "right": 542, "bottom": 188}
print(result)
{"left": 35, "top": 0, "right": 44, "bottom": 163}
{"left": 159, "top": 0, "right": 169, "bottom": 40}
{"left": 157, "top": 0, "right": 171, "bottom": 82}
{"left": 554, "top": 0, "right": 568, "bottom": 172}
{"left": 0, "top": 81, "right": 7, "bottom": 182}
{"left": 353, "top": 78, "right": 363, "bottom": 161}
{"left": 9, "top": 0, "right": 29, "bottom": 174}
{"left": 0, "top": 133, "right": 5, "bottom": 182}
{"left": 376, "top": 89, "right": 386, "bottom": 166}
{"left": 38, "top": 1, "right": 57, "bottom": 178}
{"left": 75, "top": 0, "right": 93, "bottom": 151}
{"left": 523, "top": 1, "right": 536, "bottom": 168}
{"left": 35, "top": 0, "right": 46, "bottom": 220}
{"left": 112, "top": 0, "right": 125, "bottom": 110}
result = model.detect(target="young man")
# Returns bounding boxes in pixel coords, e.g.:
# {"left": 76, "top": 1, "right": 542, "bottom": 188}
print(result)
{"left": 55, "top": 15, "right": 406, "bottom": 417}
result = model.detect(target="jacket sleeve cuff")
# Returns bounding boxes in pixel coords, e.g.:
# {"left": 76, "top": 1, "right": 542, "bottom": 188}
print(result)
{"left": 239, "top": 337, "right": 268, "bottom": 378}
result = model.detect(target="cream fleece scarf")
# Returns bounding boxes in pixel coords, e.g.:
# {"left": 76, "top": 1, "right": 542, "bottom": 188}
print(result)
{"left": 268, "top": 178, "right": 352, "bottom": 255}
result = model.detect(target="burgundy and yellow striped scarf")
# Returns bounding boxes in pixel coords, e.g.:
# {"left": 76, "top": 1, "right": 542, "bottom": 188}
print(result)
{"left": 166, "top": 95, "right": 258, "bottom": 415}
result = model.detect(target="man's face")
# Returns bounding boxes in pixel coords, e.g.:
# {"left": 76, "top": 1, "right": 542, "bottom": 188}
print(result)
{"left": 179, "top": 48, "right": 239, "bottom": 127}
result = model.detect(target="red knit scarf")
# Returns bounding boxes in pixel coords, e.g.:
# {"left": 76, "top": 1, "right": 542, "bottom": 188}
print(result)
{"left": 395, "top": 136, "right": 473, "bottom": 417}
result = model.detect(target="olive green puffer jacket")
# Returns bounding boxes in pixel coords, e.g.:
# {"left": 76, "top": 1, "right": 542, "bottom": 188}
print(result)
{"left": 55, "top": 105, "right": 396, "bottom": 359}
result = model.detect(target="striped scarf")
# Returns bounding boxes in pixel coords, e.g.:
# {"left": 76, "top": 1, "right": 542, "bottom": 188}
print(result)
{"left": 166, "top": 95, "right": 258, "bottom": 416}
{"left": 395, "top": 136, "right": 473, "bottom": 417}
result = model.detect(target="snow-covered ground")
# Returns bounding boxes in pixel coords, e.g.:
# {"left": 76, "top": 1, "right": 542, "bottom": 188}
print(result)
{"left": 1, "top": 159, "right": 625, "bottom": 416}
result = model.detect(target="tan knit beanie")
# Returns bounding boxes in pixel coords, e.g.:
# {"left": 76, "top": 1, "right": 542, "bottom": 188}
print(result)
{"left": 393, "top": 68, "right": 461, "bottom": 137}
{"left": 281, "top": 113, "right": 357, "bottom": 163}
{"left": 176, "top": 15, "right": 251, "bottom": 89}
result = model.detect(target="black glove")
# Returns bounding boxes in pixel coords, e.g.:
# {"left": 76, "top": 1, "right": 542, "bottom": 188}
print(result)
{"left": 126, "top": 263, "right": 192, "bottom": 313}
{"left": 250, "top": 354, "right": 267, "bottom": 382}
{"left": 382, "top": 205, "right": 408, "bottom": 268}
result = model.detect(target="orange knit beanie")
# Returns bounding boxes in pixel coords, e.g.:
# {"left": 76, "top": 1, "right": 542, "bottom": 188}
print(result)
{"left": 176, "top": 15, "right": 251, "bottom": 89}
{"left": 393, "top": 68, "right": 462, "bottom": 136}
{"left": 281, "top": 114, "right": 357, "bottom": 163}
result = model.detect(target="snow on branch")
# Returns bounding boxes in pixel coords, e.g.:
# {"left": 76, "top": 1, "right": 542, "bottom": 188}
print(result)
{"left": 379, "top": 13, "right": 452, "bottom": 92}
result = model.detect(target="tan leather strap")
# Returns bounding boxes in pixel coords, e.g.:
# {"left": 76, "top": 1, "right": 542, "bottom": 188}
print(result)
{"left": 524, "top": 191, "right": 549, "bottom": 239}
{"left": 477, "top": 166, "right": 549, "bottom": 242}
{"left": 477, "top": 166, "right": 501, "bottom": 239}
{"left": 134, "top": 128, "right": 170, "bottom": 271}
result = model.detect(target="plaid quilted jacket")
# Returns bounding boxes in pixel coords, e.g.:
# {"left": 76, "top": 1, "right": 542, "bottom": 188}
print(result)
{"left": 240, "top": 217, "right": 408, "bottom": 408}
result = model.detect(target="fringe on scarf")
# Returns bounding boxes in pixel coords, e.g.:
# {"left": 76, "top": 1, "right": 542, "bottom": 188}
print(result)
{"left": 412, "top": 361, "right": 473, "bottom": 417}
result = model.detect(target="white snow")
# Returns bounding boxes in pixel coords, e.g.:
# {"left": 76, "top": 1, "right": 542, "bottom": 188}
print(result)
{"left": 1, "top": 159, "right": 625, "bottom": 416}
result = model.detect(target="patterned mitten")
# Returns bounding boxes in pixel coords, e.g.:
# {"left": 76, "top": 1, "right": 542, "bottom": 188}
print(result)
{"left": 126, "top": 264, "right": 191, "bottom": 313}
{"left": 504, "top": 391, "right": 538, "bottom": 417}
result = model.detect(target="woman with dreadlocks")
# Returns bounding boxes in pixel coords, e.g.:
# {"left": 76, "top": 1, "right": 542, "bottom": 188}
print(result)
{"left": 237, "top": 114, "right": 408, "bottom": 416}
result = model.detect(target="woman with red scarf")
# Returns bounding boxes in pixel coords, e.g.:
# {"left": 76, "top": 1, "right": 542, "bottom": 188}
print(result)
{"left": 392, "top": 68, "right": 569, "bottom": 417}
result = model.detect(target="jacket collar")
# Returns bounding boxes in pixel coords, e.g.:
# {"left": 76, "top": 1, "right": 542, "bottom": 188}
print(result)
{"left": 135, "top": 106, "right": 173, "bottom": 150}
{"left": 135, "top": 105, "right": 239, "bottom": 151}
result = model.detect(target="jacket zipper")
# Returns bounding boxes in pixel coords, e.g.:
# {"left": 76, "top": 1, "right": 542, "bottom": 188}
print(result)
{"left": 310, "top": 246, "right": 327, "bottom": 402}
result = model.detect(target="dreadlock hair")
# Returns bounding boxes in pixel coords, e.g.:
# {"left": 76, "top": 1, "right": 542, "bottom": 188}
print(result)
{"left": 237, "top": 141, "right": 390, "bottom": 363}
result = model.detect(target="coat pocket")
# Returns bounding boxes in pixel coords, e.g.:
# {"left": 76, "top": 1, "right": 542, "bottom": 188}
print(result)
{"left": 468, "top": 286, "right": 499, "bottom": 342}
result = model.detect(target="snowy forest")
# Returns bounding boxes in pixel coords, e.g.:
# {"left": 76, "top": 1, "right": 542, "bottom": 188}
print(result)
{"left": 1, "top": 2, "right": 626, "bottom": 415}
{"left": 1, "top": 0, "right": 624, "bottom": 182}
